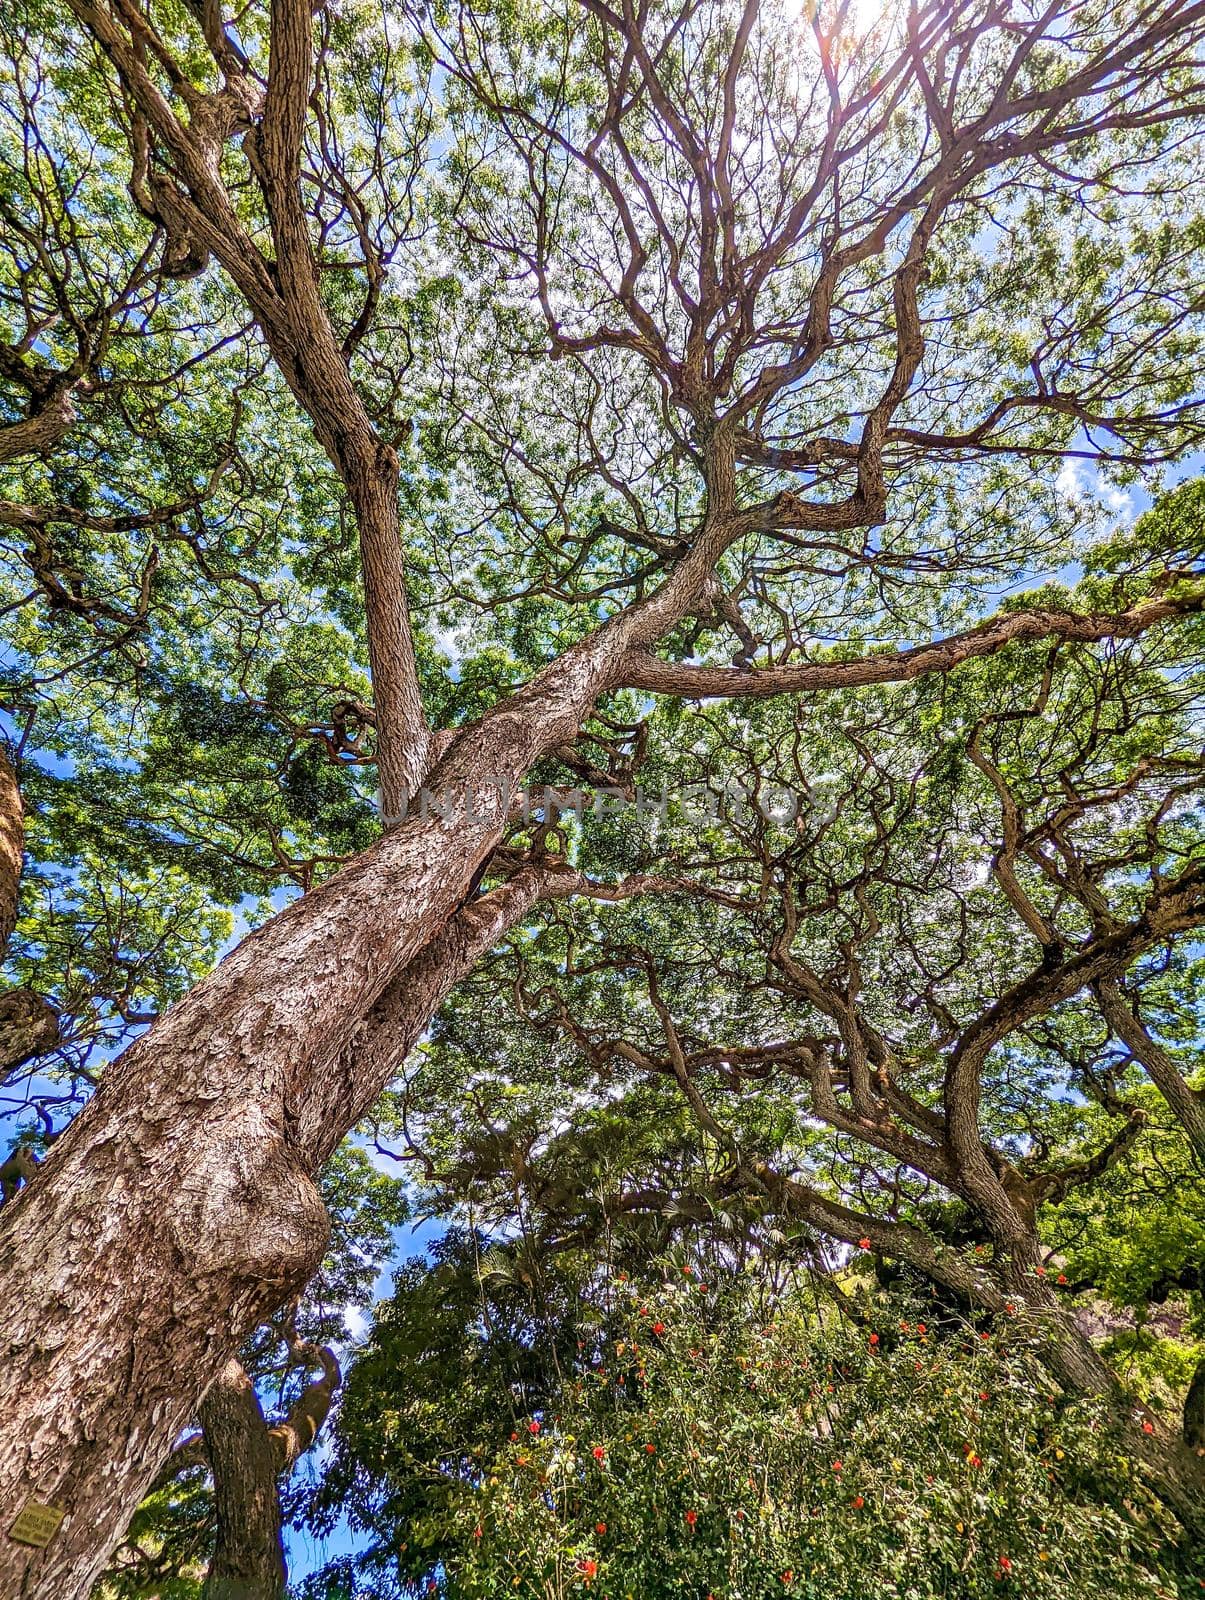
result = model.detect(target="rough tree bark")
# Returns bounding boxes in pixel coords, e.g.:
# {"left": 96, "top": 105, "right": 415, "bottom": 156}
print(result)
{"left": 191, "top": 1320, "right": 341, "bottom": 1600}
{"left": 0, "top": 742, "right": 59, "bottom": 1076}
{"left": 198, "top": 1361, "right": 288, "bottom": 1600}
{"left": 5, "top": 0, "right": 1204, "bottom": 1588}
{"left": 0, "top": 494, "right": 747, "bottom": 1598}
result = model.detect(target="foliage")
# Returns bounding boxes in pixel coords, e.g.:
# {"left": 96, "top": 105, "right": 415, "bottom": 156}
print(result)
{"left": 302, "top": 1260, "right": 1202, "bottom": 1600}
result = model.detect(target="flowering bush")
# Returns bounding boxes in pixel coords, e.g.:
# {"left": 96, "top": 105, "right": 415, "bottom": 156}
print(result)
{"left": 412, "top": 1277, "right": 1199, "bottom": 1599}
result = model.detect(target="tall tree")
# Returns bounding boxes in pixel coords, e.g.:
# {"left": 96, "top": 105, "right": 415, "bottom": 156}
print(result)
{"left": 2, "top": 1, "right": 1205, "bottom": 1592}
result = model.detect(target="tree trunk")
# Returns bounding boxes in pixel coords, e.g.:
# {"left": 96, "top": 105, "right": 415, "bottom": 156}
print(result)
{"left": 200, "top": 1362, "right": 287, "bottom": 1600}
{"left": 0, "top": 987, "right": 59, "bottom": 1079}
{"left": 993, "top": 1225, "right": 1205, "bottom": 1535}
{"left": 1185, "top": 1356, "right": 1205, "bottom": 1452}
{"left": 0, "top": 742, "right": 59, "bottom": 1074}
{"left": 0, "top": 513, "right": 734, "bottom": 1599}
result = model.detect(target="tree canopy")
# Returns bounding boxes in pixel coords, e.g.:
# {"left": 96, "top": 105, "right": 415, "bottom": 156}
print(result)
{"left": 0, "top": 0, "right": 1203, "bottom": 1595}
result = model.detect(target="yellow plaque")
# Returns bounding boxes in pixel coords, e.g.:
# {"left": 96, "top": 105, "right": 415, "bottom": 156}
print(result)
{"left": 9, "top": 1499, "right": 65, "bottom": 1548}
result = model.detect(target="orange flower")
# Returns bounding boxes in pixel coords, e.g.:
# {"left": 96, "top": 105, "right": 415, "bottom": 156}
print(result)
{"left": 595, "top": 1522, "right": 606, "bottom": 1535}
{"left": 782, "top": 1571, "right": 794, "bottom": 1585}
{"left": 645, "top": 1443, "right": 656, "bottom": 1454}
{"left": 832, "top": 1459, "right": 843, "bottom": 1472}
{"left": 851, "top": 1495, "right": 864, "bottom": 1509}
{"left": 868, "top": 1332, "right": 879, "bottom": 1347}
{"left": 1142, "top": 1420, "right": 1155, "bottom": 1434}
{"left": 685, "top": 1509, "right": 698, "bottom": 1526}
{"left": 857, "top": 1238, "right": 871, "bottom": 1250}
{"left": 1057, "top": 1273, "right": 1068, "bottom": 1285}
{"left": 576, "top": 1557, "right": 598, "bottom": 1579}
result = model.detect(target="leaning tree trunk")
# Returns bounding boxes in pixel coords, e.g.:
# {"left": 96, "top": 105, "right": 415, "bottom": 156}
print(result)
{"left": 0, "top": 511, "right": 735, "bottom": 1599}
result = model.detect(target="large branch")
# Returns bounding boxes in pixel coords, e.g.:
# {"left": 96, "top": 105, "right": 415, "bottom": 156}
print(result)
{"left": 943, "top": 861, "right": 1205, "bottom": 1233}
{"left": 617, "top": 587, "right": 1205, "bottom": 698}
{"left": 1095, "top": 978, "right": 1205, "bottom": 1161}
{"left": 69, "top": 0, "right": 430, "bottom": 808}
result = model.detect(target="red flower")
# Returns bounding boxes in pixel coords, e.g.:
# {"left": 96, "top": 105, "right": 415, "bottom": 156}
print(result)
{"left": 576, "top": 1557, "right": 598, "bottom": 1579}
{"left": 510, "top": 1431, "right": 518, "bottom": 1441}
{"left": 917, "top": 1323, "right": 927, "bottom": 1335}
{"left": 1142, "top": 1420, "right": 1155, "bottom": 1434}
{"left": 1057, "top": 1273, "right": 1068, "bottom": 1285}
{"left": 685, "top": 1509, "right": 698, "bottom": 1526}
{"left": 979, "top": 1392, "right": 989, "bottom": 1402}
{"left": 832, "top": 1459, "right": 843, "bottom": 1472}
{"left": 473, "top": 1525, "right": 482, "bottom": 1540}
{"left": 645, "top": 1443, "right": 656, "bottom": 1454}
{"left": 639, "top": 1306, "right": 649, "bottom": 1317}
{"left": 698, "top": 1282, "right": 708, "bottom": 1292}
{"left": 682, "top": 1264, "right": 693, "bottom": 1275}
{"left": 851, "top": 1495, "right": 865, "bottom": 1509}
{"left": 980, "top": 1331, "right": 991, "bottom": 1341}
{"left": 596, "top": 1522, "right": 606, "bottom": 1535}
{"left": 998, "top": 1556, "right": 1012, "bottom": 1575}
{"left": 592, "top": 1445, "right": 606, "bottom": 1459}
{"left": 899, "top": 1320, "right": 910, "bottom": 1332}
{"left": 1005, "top": 1303, "right": 1016, "bottom": 1315}
{"left": 653, "top": 1322, "right": 666, "bottom": 1336}
{"left": 782, "top": 1572, "right": 794, "bottom": 1585}
{"left": 1035, "top": 1265, "right": 1047, "bottom": 1277}
{"left": 529, "top": 1421, "right": 541, "bottom": 1434}
{"left": 968, "top": 1453, "right": 982, "bottom": 1468}
{"left": 857, "top": 1238, "right": 871, "bottom": 1250}
{"left": 868, "top": 1332, "right": 879, "bottom": 1347}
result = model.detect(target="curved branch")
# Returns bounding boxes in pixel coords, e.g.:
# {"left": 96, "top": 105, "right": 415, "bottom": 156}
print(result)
{"left": 617, "top": 586, "right": 1205, "bottom": 698}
